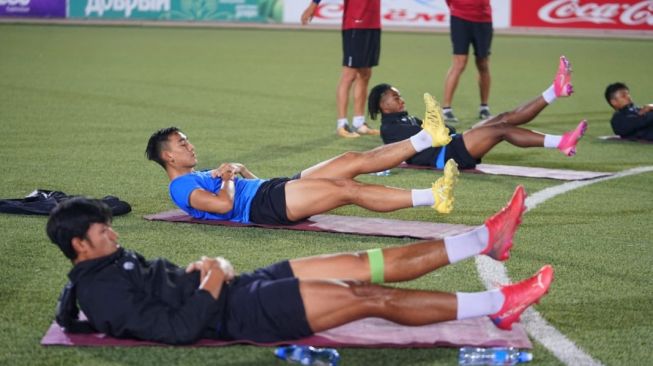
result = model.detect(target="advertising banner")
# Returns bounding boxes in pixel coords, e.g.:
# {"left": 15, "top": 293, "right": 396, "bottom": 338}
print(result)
{"left": 282, "top": 0, "right": 511, "bottom": 29}
{"left": 69, "top": 0, "right": 283, "bottom": 22}
{"left": 0, "top": 0, "right": 65, "bottom": 17}
{"left": 511, "top": 0, "right": 653, "bottom": 30}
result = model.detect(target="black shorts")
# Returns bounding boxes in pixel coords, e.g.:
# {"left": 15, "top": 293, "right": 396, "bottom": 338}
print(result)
{"left": 342, "top": 29, "right": 381, "bottom": 68}
{"left": 221, "top": 261, "right": 313, "bottom": 342}
{"left": 445, "top": 134, "right": 481, "bottom": 169}
{"left": 249, "top": 177, "right": 294, "bottom": 225}
{"left": 450, "top": 16, "right": 493, "bottom": 58}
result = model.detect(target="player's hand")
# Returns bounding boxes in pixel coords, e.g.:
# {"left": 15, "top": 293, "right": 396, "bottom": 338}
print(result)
{"left": 301, "top": 3, "right": 317, "bottom": 25}
{"left": 215, "top": 256, "right": 236, "bottom": 282}
{"left": 638, "top": 104, "right": 653, "bottom": 115}
{"left": 211, "top": 163, "right": 237, "bottom": 179}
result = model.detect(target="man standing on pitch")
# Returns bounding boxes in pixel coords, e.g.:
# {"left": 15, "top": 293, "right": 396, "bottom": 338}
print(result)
{"left": 302, "top": 0, "right": 381, "bottom": 138}
{"left": 441, "top": 0, "right": 494, "bottom": 123}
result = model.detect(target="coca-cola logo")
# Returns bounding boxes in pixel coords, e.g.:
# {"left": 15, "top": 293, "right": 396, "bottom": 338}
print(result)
{"left": 538, "top": 0, "right": 653, "bottom": 25}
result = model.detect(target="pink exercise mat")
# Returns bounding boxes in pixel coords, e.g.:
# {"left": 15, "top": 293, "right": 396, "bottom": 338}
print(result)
{"left": 144, "top": 210, "right": 476, "bottom": 240}
{"left": 597, "top": 135, "right": 653, "bottom": 144}
{"left": 41, "top": 316, "right": 531, "bottom": 349}
{"left": 398, "top": 163, "right": 612, "bottom": 181}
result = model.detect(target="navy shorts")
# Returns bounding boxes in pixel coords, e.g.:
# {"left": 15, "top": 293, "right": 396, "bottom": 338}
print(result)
{"left": 450, "top": 16, "right": 493, "bottom": 58}
{"left": 342, "top": 29, "right": 381, "bottom": 68}
{"left": 221, "top": 261, "right": 313, "bottom": 342}
{"left": 445, "top": 134, "right": 481, "bottom": 169}
{"left": 249, "top": 177, "right": 294, "bottom": 225}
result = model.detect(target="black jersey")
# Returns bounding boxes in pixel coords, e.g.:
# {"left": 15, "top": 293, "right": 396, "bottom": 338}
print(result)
{"left": 380, "top": 111, "right": 456, "bottom": 166}
{"left": 610, "top": 103, "right": 653, "bottom": 141}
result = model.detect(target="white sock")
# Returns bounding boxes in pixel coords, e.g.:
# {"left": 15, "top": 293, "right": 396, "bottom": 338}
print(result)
{"left": 337, "top": 118, "right": 349, "bottom": 129}
{"left": 544, "top": 134, "right": 563, "bottom": 148}
{"left": 542, "top": 85, "right": 557, "bottom": 104}
{"left": 443, "top": 226, "right": 489, "bottom": 263}
{"left": 411, "top": 188, "right": 434, "bottom": 207}
{"left": 443, "top": 107, "right": 452, "bottom": 113}
{"left": 409, "top": 130, "right": 433, "bottom": 152}
{"left": 352, "top": 115, "right": 366, "bottom": 129}
{"left": 456, "top": 290, "right": 505, "bottom": 319}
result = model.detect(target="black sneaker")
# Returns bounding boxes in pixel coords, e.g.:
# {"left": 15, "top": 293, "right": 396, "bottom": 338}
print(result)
{"left": 479, "top": 108, "right": 491, "bottom": 120}
{"left": 443, "top": 110, "right": 459, "bottom": 123}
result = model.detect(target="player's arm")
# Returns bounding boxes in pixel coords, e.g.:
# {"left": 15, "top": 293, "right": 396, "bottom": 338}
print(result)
{"left": 638, "top": 104, "right": 653, "bottom": 116}
{"left": 188, "top": 176, "right": 236, "bottom": 214}
{"left": 301, "top": 0, "right": 320, "bottom": 25}
{"left": 186, "top": 256, "right": 236, "bottom": 298}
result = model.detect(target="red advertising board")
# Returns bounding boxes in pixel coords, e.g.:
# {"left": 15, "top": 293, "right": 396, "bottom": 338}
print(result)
{"left": 512, "top": 0, "right": 653, "bottom": 30}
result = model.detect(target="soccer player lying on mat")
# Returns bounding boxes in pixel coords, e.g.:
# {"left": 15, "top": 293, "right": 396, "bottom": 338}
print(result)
{"left": 369, "top": 56, "right": 588, "bottom": 169}
{"left": 605, "top": 82, "right": 653, "bottom": 141}
{"left": 49, "top": 190, "right": 553, "bottom": 345}
{"left": 145, "top": 98, "right": 458, "bottom": 224}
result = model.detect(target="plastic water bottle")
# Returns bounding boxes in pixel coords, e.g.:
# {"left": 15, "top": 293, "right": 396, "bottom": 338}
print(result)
{"left": 458, "top": 347, "right": 533, "bottom": 365}
{"left": 274, "top": 345, "right": 340, "bottom": 366}
{"left": 370, "top": 169, "right": 391, "bottom": 176}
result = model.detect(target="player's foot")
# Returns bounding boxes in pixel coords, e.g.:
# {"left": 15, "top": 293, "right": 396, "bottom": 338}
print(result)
{"left": 443, "top": 109, "right": 459, "bottom": 124}
{"left": 479, "top": 108, "right": 491, "bottom": 120}
{"left": 337, "top": 126, "right": 360, "bottom": 138}
{"left": 490, "top": 265, "right": 554, "bottom": 330}
{"left": 423, "top": 93, "right": 452, "bottom": 146}
{"left": 432, "top": 159, "right": 459, "bottom": 214}
{"left": 558, "top": 119, "right": 588, "bottom": 156}
{"left": 356, "top": 123, "right": 381, "bottom": 135}
{"left": 483, "top": 185, "right": 527, "bottom": 261}
{"left": 553, "top": 56, "right": 573, "bottom": 97}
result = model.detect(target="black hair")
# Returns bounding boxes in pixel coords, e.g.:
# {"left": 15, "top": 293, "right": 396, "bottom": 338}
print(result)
{"left": 604, "top": 82, "right": 628, "bottom": 107}
{"left": 145, "top": 127, "right": 181, "bottom": 168}
{"left": 46, "top": 197, "right": 112, "bottom": 260}
{"left": 368, "top": 83, "right": 393, "bottom": 120}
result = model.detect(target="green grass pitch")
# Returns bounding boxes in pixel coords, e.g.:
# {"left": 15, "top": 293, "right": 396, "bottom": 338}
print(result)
{"left": 0, "top": 24, "right": 652, "bottom": 365}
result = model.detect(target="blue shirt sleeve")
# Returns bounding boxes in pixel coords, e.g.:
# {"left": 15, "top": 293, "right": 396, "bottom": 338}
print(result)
{"left": 169, "top": 174, "right": 219, "bottom": 212}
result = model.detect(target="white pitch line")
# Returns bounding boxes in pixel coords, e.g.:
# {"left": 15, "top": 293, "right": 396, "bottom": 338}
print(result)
{"left": 475, "top": 166, "right": 653, "bottom": 366}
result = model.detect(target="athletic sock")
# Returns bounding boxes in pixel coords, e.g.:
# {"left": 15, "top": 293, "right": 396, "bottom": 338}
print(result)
{"left": 443, "top": 107, "right": 452, "bottom": 113}
{"left": 352, "top": 115, "right": 366, "bottom": 129}
{"left": 542, "top": 85, "right": 557, "bottom": 104}
{"left": 456, "top": 290, "right": 505, "bottom": 319}
{"left": 443, "top": 225, "right": 489, "bottom": 263}
{"left": 337, "top": 118, "right": 349, "bottom": 129}
{"left": 411, "top": 188, "right": 434, "bottom": 207}
{"left": 544, "top": 134, "right": 563, "bottom": 148}
{"left": 479, "top": 104, "right": 490, "bottom": 112}
{"left": 409, "top": 130, "right": 433, "bottom": 152}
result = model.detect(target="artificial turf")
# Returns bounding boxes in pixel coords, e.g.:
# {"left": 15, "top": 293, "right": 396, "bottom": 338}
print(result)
{"left": 0, "top": 24, "right": 651, "bottom": 365}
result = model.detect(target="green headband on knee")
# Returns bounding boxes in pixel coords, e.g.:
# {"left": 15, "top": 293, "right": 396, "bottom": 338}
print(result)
{"left": 367, "top": 248, "right": 385, "bottom": 284}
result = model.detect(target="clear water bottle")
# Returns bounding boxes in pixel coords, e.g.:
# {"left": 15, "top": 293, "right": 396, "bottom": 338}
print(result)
{"left": 274, "top": 345, "right": 340, "bottom": 366}
{"left": 458, "top": 347, "right": 533, "bottom": 365}
{"left": 370, "top": 169, "right": 391, "bottom": 176}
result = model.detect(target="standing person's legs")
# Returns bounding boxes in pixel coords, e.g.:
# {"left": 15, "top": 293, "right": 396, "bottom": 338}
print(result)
{"left": 472, "top": 20, "right": 493, "bottom": 118}
{"left": 476, "top": 56, "right": 491, "bottom": 106}
{"left": 336, "top": 66, "right": 360, "bottom": 138}
{"left": 351, "top": 67, "right": 380, "bottom": 135}
{"left": 442, "top": 16, "right": 471, "bottom": 122}
{"left": 353, "top": 68, "right": 372, "bottom": 118}
{"left": 443, "top": 55, "right": 468, "bottom": 109}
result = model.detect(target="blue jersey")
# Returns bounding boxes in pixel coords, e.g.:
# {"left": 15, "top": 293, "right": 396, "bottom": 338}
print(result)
{"left": 169, "top": 171, "right": 265, "bottom": 223}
